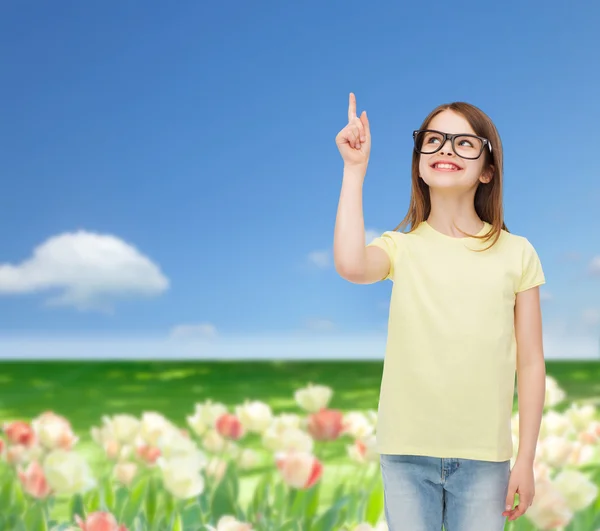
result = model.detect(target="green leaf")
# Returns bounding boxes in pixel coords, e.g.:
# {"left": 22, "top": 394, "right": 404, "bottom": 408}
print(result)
{"left": 0, "top": 475, "right": 13, "bottom": 510}
{"left": 101, "top": 475, "right": 116, "bottom": 512}
{"left": 23, "top": 503, "right": 47, "bottom": 531}
{"left": 364, "top": 479, "right": 384, "bottom": 525}
{"left": 70, "top": 493, "right": 86, "bottom": 523}
{"left": 86, "top": 489, "right": 100, "bottom": 513}
{"left": 145, "top": 476, "right": 158, "bottom": 527}
{"left": 310, "top": 495, "right": 352, "bottom": 531}
{"left": 288, "top": 488, "right": 305, "bottom": 516}
{"left": 249, "top": 471, "right": 271, "bottom": 522}
{"left": 163, "top": 489, "right": 175, "bottom": 522}
{"left": 278, "top": 520, "right": 303, "bottom": 531}
{"left": 11, "top": 481, "right": 26, "bottom": 515}
{"left": 210, "top": 462, "right": 239, "bottom": 522}
{"left": 304, "top": 483, "right": 320, "bottom": 524}
{"left": 120, "top": 475, "right": 148, "bottom": 526}
{"left": 114, "top": 486, "right": 129, "bottom": 517}
{"left": 181, "top": 502, "right": 204, "bottom": 530}
{"left": 171, "top": 511, "right": 183, "bottom": 531}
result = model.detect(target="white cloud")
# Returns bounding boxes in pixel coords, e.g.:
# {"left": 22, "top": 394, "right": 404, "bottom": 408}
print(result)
{"left": 589, "top": 256, "right": 600, "bottom": 275}
{"left": 170, "top": 323, "right": 217, "bottom": 339}
{"left": 307, "top": 251, "right": 330, "bottom": 269}
{"left": 307, "top": 228, "right": 382, "bottom": 269}
{"left": 0, "top": 230, "right": 169, "bottom": 312}
{"left": 364, "top": 229, "right": 381, "bottom": 243}
{"left": 582, "top": 308, "right": 600, "bottom": 327}
{"left": 540, "top": 289, "right": 552, "bottom": 302}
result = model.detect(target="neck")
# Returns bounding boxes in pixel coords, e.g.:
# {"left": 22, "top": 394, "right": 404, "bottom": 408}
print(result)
{"left": 426, "top": 187, "right": 483, "bottom": 237}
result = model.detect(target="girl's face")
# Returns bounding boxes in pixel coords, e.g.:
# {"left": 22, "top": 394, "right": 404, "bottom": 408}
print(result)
{"left": 418, "top": 110, "right": 493, "bottom": 192}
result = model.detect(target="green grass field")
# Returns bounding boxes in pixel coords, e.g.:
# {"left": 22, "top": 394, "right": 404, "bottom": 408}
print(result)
{"left": 2, "top": 360, "right": 600, "bottom": 434}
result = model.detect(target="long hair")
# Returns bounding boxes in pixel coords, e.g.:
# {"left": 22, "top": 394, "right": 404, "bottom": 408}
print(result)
{"left": 394, "top": 102, "right": 507, "bottom": 250}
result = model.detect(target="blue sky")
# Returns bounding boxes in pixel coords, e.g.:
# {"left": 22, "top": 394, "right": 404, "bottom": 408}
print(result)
{"left": 1, "top": 1, "right": 599, "bottom": 359}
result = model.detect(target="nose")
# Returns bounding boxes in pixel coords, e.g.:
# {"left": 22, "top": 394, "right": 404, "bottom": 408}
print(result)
{"left": 439, "top": 137, "right": 455, "bottom": 155}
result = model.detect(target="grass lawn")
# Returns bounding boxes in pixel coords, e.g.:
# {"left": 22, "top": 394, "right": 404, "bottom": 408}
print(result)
{"left": 1, "top": 359, "right": 599, "bottom": 524}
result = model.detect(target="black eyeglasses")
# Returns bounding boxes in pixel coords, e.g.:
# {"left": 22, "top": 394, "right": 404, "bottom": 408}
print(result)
{"left": 413, "top": 129, "right": 492, "bottom": 160}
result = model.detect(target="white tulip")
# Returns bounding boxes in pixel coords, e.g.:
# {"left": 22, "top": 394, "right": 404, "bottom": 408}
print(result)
{"left": 545, "top": 376, "right": 566, "bottom": 408}
{"left": 566, "top": 441, "right": 596, "bottom": 467}
{"left": 103, "top": 414, "right": 140, "bottom": 444}
{"left": 553, "top": 469, "right": 599, "bottom": 512}
{"left": 540, "top": 411, "right": 574, "bottom": 438}
{"left": 537, "top": 435, "right": 575, "bottom": 468}
{"left": 262, "top": 426, "right": 313, "bottom": 453}
{"left": 32, "top": 412, "right": 78, "bottom": 451}
{"left": 270, "top": 413, "right": 302, "bottom": 431}
{"left": 235, "top": 401, "right": 273, "bottom": 434}
{"left": 206, "top": 457, "right": 228, "bottom": 482}
{"left": 157, "top": 429, "right": 202, "bottom": 460}
{"left": 157, "top": 454, "right": 205, "bottom": 499}
{"left": 342, "top": 412, "right": 374, "bottom": 439}
{"left": 206, "top": 515, "right": 253, "bottom": 531}
{"left": 187, "top": 400, "right": 228, "bottom": 437}
{"left": 140, "top": 412, "right": 178, "bottom": 447}
{"left": 202, "top": 428, "right": 227, "bottom": 453}
{"left": 526, "top": 478, "right": 573, "bottom": 530}
{"left": 43, "top": 449, "right": 96, "bottom": 495}
{"left": 113, "top": 461, "right": 138, "bottom": 486}
{"left": 294, "top": 383, "right": 333, "bottom": 413}
{"left": 236, "top": 448, "right": 259, "bottom": 470}
{"left": 565, "top": 403, "right": 597, "bottom": 431}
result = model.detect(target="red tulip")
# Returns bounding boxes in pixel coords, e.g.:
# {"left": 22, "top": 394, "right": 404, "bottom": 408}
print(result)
{"left": 215, "top": 413, "right": 245, "bottom": 440}
{"left": 307, "top": 408, "right": 344, "bottom": 441}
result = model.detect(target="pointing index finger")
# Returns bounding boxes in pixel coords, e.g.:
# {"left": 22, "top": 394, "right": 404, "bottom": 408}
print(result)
{"left": 348, "top": 92, "right": 357, "bottom": 122}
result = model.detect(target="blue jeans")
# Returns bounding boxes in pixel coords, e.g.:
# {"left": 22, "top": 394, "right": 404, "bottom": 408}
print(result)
{"left": 380, "top": 454, "right": 511, "bottom": 531}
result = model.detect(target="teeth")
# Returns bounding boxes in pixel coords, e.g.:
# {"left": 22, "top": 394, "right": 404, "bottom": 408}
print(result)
{"left": 434, "top": 163, "right": 459, "bottom": 170}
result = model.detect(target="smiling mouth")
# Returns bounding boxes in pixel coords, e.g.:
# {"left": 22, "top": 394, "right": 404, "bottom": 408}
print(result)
{"left": 431, "top": 163, "right": 462, "bottom": 171}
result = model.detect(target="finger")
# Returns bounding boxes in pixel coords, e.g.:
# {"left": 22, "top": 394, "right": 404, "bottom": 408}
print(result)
{"left": 360, "top": 110, "right": 370, "bottom": 140}
{"left": 345, "top": 127, "right": 358, "bottom": 149}
{"left": 505, "top": 491, "right": 516, "bottom": 514}
{"left": 353, "top": 117, "right": 366, "bottom": 143}
{"left": 351, "top": 124, "right": 362, "bottom": 149}
{"left": 348, "top": 92, "right": 357, "bottom": 123}
{"left": 508, "top": 505, "right": 527, "bottom": 520}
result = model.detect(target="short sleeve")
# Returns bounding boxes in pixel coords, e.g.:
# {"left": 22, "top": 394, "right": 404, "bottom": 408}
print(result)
{"left": 517, "top": 238, "right": 545, "bottom": 293}
{"left": 366, "top": 231, "right": 398, "bottom": 281}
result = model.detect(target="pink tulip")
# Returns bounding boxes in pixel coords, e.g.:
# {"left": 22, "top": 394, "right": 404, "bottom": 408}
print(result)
{"left": 307, "top": 408, "right": 344, "bottom": 441}
{"left": 275, "top": 451, "right": 323, "bottom": 489}
{"left": 6, "top": 444, "right": 28, "bottom": 465}
{"left": 136, "top": 444, "right": 161, "bottom": 465}
{"left": 3, "top": 421, "right": 36, "bottom": 447}
{"left": 354, "top": 439, "right": 367, "bottom": 458}
{"left": 103, "top": 439, "right": 120, "bottom": 460}
{"left": 75, "top": 511, "right": 128, "bottom": 531}
{"left": 215, "top": 413, "right": 245, "bottom": 440}
{"left": 18, "top": 460, "right": 52, "bottom": 499}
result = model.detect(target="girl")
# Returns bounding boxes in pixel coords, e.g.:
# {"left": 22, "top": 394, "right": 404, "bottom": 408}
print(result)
{"left": 333, "top": 94, "right": 546, "bottom": 531}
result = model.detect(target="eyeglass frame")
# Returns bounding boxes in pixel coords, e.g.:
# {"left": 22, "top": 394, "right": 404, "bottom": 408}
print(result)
{"left": 412, "top": 129, "right": 493, "bottom": 160}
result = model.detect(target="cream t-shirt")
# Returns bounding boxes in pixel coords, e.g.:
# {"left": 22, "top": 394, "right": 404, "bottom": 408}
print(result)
{"left": 366, "top": 220, "right": 545, "bottom": 462}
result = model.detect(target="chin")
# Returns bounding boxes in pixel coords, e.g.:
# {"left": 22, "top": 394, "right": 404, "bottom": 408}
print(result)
{"left": 422, "top": 173, "right": 462, "bottom": 186}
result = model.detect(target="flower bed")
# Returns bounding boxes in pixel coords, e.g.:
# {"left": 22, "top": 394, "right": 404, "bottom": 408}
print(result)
{"left": 1, "top": 376, "right": 599, "bottom": 530}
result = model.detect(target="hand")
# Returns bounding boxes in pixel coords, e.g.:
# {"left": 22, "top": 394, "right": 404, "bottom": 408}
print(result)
{"left": 503, "top": 459, "right": 535, "bottom": 521}
{"left": 335, "top": 92, "right": 371, "bottom": 169}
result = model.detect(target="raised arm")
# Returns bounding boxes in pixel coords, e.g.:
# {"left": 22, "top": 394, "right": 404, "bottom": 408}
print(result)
{"left": 333, "top": 93, "right": 391, "bottom": 284}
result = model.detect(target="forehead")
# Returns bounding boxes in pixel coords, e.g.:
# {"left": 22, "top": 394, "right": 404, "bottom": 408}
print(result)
{"left": 427, "top": 110, "right": 476, "bottom": 135}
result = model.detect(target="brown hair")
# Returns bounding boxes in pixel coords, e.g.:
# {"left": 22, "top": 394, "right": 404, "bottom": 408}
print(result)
{"left": 394, "top": 102, "right": 508, "bottom": 250}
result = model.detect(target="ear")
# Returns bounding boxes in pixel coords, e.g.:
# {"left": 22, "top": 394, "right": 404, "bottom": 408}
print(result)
{"left": 480, "top": 165, "right": 494, "bottom": 184}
